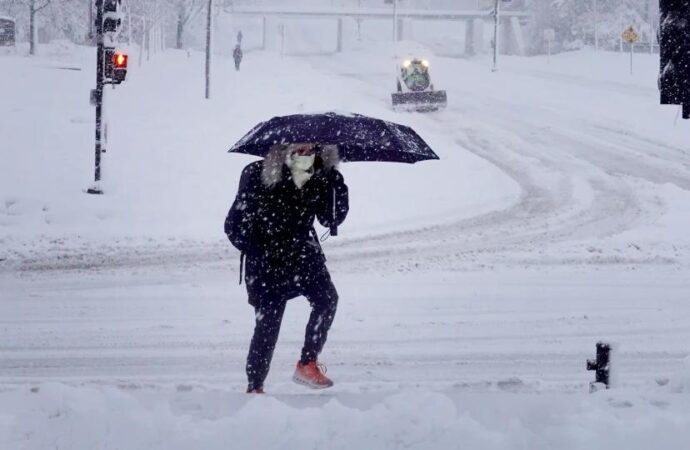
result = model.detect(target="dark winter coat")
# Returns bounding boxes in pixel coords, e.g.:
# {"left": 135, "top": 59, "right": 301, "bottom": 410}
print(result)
{"left": 225, "top": 145, "right": 349, "bottom": 306}
{"left": 233, "top": 46, "right": 243, "bottom": 62}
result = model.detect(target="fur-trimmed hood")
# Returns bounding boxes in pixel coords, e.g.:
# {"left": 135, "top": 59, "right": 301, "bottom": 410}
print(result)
{"left": 261, "top": 144, "right": 340, "bottom": 188}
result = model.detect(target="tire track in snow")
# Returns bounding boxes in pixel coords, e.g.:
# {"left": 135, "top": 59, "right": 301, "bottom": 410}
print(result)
{"left": 322, "top": 83, "right": 672, "bottom": 272}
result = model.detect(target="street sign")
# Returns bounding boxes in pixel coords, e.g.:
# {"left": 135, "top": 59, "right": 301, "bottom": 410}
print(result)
{"left": 622, "top": 26, "right": 639, "bottom": 44}
{"left": 622, "top": 26, "right": 640, "bottom": 76}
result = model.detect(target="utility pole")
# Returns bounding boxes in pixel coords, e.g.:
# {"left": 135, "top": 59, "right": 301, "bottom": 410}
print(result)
{"left": 492, "top": 0, "right": 500, "bottom": 72}
{"left": 205, "top": 0, "right": 213, "bottom": 99}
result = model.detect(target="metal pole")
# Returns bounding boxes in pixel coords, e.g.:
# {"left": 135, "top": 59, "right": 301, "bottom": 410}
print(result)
{"left": 594, "top": 0, "right": 599, "bottom": 51}
{"left": 205, "top": 0, "right": 212, "bottom": 99}
{"left": 492, "top": 0, "right": 500, "bottom": 72}
{"left": 88, "top": 0, "right": 104, "bottom": 194}
{"left": 393, "top": 0, "right": 398, "bottom": 42}
{"left": 630, "top": 42, "right": 634, "bottom": 75}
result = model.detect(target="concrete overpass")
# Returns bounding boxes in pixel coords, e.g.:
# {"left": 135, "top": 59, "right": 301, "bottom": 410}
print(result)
{"left": 227, "top": 6, "right": 531, "bottom": 56}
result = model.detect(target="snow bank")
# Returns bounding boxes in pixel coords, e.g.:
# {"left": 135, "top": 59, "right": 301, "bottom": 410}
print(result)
{"left": 1, "top": 383, "right": 689, "bottom": 450}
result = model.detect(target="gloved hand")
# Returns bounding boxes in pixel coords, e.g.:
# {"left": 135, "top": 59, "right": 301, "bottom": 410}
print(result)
{"left": 323, "top": 167, "right": 344, "bottom": 185}
{"left": 311, "top": 166, "right": 342, "bottom": 189}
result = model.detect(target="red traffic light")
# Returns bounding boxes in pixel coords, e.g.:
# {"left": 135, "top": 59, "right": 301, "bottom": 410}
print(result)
{"left": 113, "top": 52, "right": 127, "bottom": 68}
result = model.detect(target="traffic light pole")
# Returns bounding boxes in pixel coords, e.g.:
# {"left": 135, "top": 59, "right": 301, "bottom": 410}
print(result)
{"left": 88, "top": 0, "right": 105, "bottom": 195}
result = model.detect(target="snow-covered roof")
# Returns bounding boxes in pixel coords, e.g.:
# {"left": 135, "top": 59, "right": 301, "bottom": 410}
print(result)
{"left": 0, "top": 15, "right": 16, "bottom": 23}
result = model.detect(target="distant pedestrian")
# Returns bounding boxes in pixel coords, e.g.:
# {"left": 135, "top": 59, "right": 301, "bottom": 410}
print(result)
{"left": 233, "top": 44, "right": 243, "bottom": 71}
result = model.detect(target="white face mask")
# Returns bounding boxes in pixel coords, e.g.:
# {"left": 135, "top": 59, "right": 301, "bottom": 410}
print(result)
{"left": 289, "top": 154, "right": 315, "bottom": 171}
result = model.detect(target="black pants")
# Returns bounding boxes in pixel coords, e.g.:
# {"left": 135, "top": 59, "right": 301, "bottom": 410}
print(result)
{"left": 246, "top": 276, "right": 338, "bottom": 390}
{"left": 234, "top": 60, "right": 241, "bottom": 71}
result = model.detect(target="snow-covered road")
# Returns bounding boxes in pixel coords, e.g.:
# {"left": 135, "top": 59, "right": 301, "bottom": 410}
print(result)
{"left": 2, "top": 42, "right": 689, "bottom": 389}
{"left": 2, "top": 267, "right": 689, "bottom": 391}
{"left": 309, "top": 46, "right": 690, "bottom": 273}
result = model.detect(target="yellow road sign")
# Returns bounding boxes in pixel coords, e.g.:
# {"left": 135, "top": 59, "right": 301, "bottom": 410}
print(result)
{"left": 622, "top": 26, "right": 640, "bottom": 44}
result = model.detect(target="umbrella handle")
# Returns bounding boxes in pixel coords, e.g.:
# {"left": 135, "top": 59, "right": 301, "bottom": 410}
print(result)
{"left": 330, "top": 185, "right": 338, "bottom": 237}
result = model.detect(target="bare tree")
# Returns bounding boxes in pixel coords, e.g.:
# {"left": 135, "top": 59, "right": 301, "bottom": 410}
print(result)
{"left": 174, "top": 0, "right": 203, "bottom": 49}
{"left": 28, "top": 0, "right": 50, "bottom": 54}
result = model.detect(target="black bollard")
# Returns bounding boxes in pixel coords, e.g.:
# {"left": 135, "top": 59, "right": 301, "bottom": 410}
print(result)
{"left": 586, "top": 342, "right": 611, "bottom": 392}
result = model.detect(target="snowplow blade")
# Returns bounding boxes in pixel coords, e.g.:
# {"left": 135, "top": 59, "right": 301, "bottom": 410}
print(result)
{"left": 392, "top": 90, "right": 447, "bottom": 112}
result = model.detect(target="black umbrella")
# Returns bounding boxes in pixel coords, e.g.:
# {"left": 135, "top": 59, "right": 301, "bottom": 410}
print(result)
{"left": 229, "top": 111, "right": 439, "bottom": 163}
{"left": 228, "top": 111, "right": 440, "bottom": 235}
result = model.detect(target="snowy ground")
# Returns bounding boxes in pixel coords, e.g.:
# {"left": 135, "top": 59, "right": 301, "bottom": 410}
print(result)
{"left": 1, "top": 41, "right": 690, "bottom": 449}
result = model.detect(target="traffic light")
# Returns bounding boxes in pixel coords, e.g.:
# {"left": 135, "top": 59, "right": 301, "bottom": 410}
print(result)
{"left": 659, "top": 0, "right": 690, "bottom": 119}
{"left": 103, "top": 0, "right": 123, "bottom": 35}
{"left": 104, "top": 47, "right": 128, "bottom": 84}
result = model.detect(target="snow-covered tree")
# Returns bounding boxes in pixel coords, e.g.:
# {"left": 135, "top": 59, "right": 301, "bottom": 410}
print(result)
{"left": 0, "top": 0, "right": 91, "bottom": 53}
{"left": 172, "top": 0, "right": 203, "bottom": 49}
{"left": 526, "top": 0, "right": 658, "bottom": 54}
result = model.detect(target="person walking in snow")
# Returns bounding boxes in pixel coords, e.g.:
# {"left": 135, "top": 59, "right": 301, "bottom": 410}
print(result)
{"left": 233, "top": 44, "right": 243, "bottom": 71}
{"left": 224, "top": 143, "right": 349, "bottom": 394}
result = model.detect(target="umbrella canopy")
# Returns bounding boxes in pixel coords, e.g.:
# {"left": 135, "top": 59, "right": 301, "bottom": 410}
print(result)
{"left": 229, "top": 111, "right": 439, "bottom": 163}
